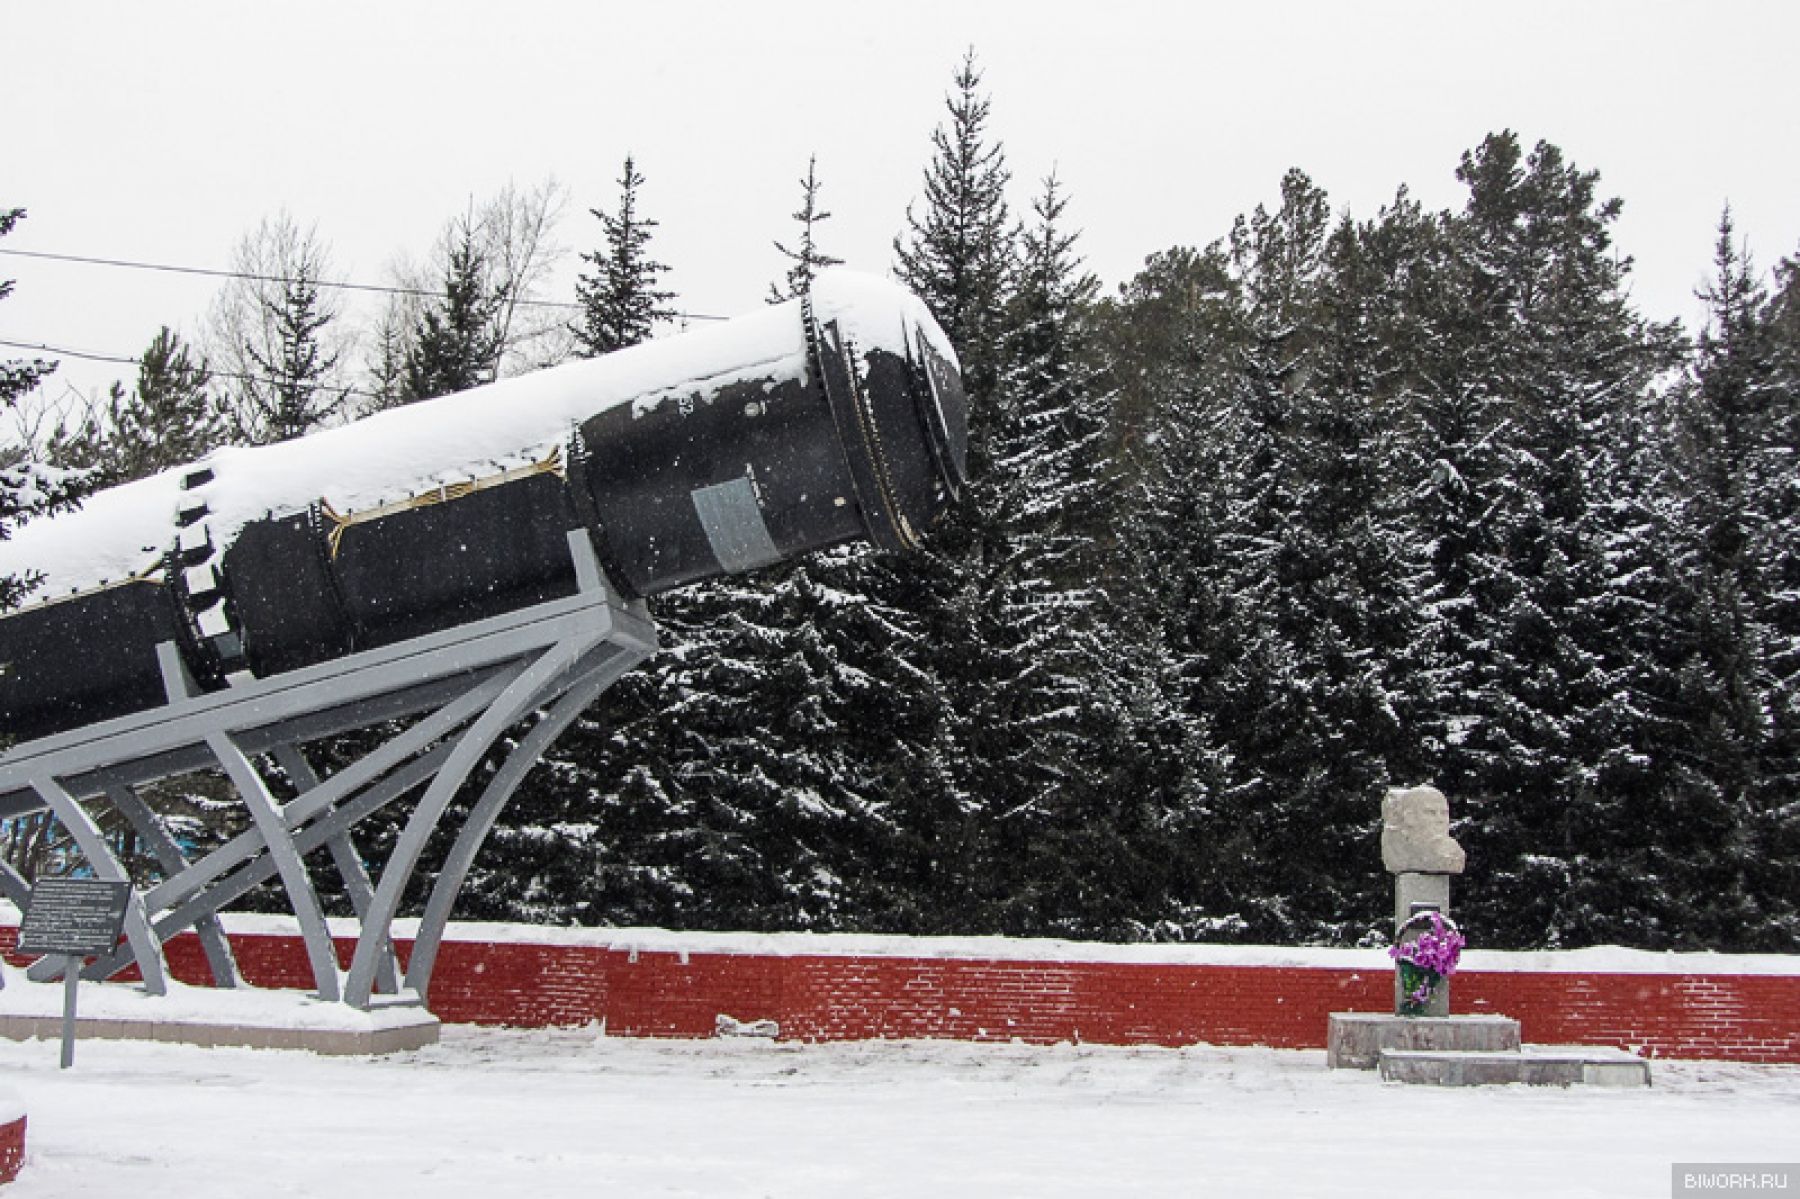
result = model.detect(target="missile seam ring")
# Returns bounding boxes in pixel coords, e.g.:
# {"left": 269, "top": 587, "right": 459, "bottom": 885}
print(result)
{"left": 800, "top": 290, "right": 883, "bottom": 534}
{"left": 842, "top": 332, "right": 916, "bottom": 552}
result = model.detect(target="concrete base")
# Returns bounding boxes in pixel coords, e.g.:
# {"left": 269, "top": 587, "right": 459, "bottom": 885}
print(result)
{"left": 1378, "top": 1045, "right": 1651, "bottom": 1088}
{"left": 0, "top": 1011, "right": 439, "bottom": 1056}
{"left": 1327, "top": 1012, "right": 1520, "bottom": 1069}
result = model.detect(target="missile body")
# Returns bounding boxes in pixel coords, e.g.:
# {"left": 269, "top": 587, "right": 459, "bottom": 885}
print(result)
{"left": 0, "top": 270, "right": 967, "bottom": 744}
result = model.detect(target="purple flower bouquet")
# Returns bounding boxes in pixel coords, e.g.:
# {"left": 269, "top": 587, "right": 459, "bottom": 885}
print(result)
{"left": 1388, "top": 911, "right": 1466, "bottom": 1015}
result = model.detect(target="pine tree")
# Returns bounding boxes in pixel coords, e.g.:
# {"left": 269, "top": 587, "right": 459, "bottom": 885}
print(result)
{"left": 131, "top": 327, "right": 223, "bottom": 469}
{"left": 571, "top": 157, "right": 675, "bottom": 356}
{"left": 402, "top": 215, "right": 505, "bottom": 402}
{"left": 768, "top": 155, "right": 843, "bottom": 302}
{"left": 1095, "top": 243, "right": 1241, "bottom": 474}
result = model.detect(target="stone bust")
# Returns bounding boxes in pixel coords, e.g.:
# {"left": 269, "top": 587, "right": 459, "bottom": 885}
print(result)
{"left": 1380, "top": 785, "right": 1466, "bottom": 875}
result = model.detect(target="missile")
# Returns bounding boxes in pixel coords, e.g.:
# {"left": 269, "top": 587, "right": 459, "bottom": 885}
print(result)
{"left": 0, "top": 270, "right": 968, "bottom": 744}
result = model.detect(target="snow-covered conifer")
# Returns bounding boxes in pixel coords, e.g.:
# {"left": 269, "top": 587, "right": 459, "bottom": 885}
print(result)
{"left": 403, "top": 215, "right": 506, "bottom": 401}
{"left": 208, "top": 213, "right": 351, "bottom": 444}
{"left": 572, "top": 157, "right": 674, "bottom": 357}
{"left": 767, "top": 156, "right": 842, "bottom": 303}
{"left": 1, "top": 208, "right": 83, "bottom": 614}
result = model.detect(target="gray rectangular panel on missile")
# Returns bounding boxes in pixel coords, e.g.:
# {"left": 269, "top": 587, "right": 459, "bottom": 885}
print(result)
{"left": 691, "top": 477, "right": 784, "bottom": 574}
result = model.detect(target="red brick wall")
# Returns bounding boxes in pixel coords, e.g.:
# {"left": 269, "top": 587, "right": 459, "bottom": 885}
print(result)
{"left": 5, "top": 925, "right": 1796, "bottom": 1063}
{"left": 1454, "top": 970, "right": 1800, "bottom": 1063}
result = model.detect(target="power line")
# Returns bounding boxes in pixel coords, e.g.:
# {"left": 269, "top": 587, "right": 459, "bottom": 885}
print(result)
{"left": 0, "top": 246, "right": 729, "bottom": 322}
{"left": 0, "top": 337, "right": 388, "bottom": 403}
{"left": 0, "top": 338, "right": 134, "bottom": 367}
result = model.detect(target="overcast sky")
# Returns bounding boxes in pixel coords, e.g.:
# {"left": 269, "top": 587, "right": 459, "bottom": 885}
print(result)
{"left": 4, "top": 0, "right": 1797, "bottom": 408}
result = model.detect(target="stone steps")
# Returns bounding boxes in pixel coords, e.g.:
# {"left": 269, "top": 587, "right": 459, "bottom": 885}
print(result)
{"left": 1378, "top": 1045, "right": 1651, "bottom": 1088}
{"left": 1328, "top": 1010, "right": 1651, "bottom": 1087}
{"left": 1327, "top": 1012, "right": 1521, "bottom": 1069}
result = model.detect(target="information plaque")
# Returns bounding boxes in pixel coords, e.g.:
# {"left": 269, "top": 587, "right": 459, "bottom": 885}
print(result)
{"left": 17, "top": 877, "right": 132, "bottom": 958}
{"left": 16, "top": 877, "right": 135, "bottom": 1069}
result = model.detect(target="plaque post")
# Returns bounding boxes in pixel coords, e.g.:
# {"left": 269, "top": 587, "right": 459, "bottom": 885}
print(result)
{"left": 59, "top": 955, "right": 79, "bottom": 1069}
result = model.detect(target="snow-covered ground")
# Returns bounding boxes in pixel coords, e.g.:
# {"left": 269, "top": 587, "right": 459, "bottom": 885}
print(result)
{"left": 1, "top": 1028, "right": 1795, "bottom": 1197}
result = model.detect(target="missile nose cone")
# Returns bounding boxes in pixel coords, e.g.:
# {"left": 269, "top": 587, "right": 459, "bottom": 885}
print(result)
{"left": 804, "top": 269, "right": 969, "bottom": 551}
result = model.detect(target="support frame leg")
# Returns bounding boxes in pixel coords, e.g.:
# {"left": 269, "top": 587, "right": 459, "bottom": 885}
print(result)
{"left": 23, "top": 774, "right": 168, "bottom": 995}
{"left": 344, "top": 636, "right": 592, "bottom": 1008}
{"left": 271, "top": 745, "right": 400, "bottom": 996}
{"left": 405, "top": 643, "right": 647, "bottom": 999}
{"left": 206, "top": 735, "right": 343, "bottom": 1003}
{"left": 105, "top": 784, "right": 242, "bottom": 989}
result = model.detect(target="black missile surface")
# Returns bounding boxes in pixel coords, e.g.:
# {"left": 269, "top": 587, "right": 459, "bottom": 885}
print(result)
{"left": 0, "top": 270, "right": 968, "bottom": 744}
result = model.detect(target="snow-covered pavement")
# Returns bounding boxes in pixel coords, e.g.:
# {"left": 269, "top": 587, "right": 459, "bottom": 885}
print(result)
{"left": 2, "top": 1028, "right": 1795, "bottom": 1196}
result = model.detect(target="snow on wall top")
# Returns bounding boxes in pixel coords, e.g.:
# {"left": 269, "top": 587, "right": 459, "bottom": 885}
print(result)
{"left": 1, "top": 269, "right": 933, "bottom": 604}
{"left": 172, "top": 911, "right": 1800, "bottom": 976}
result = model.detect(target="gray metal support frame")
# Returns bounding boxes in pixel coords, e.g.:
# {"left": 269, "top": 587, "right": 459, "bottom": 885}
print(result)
{"left": 105, "top": 784, "right": 241, "bottom": 988}
{"left": 207, "top": 731, "right": 344, "bottom": 1002}
{"left": 403, "top": 649, "right": 637, "bottom": 1001}
{"left": 271, "top": 745, "right": 398, "bottom": 995}
{"left": 0, "top": 531, "right": 656, "bottom": 1011}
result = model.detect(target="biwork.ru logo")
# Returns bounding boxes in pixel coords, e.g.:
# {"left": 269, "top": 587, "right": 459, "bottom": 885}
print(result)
{"left": 1672, "top": 1164, "right": 1795, "bottom": 1195}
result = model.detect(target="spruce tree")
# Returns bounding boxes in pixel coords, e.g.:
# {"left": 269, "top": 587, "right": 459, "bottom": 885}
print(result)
{"left": 1098, "top": 240, "right": 1248, "bottom": 937}
{"left": 250, "top": 272, "right": 345, "bottom": 443}
{"left": 481, "top": 146, "right": 745, "bottom": 924}
{"left": 571, "top": 157, "right": 674, "bottom": 357}
{"left": 50, "top": 328, "right": 224, "bottom": 487}
{"left": 1, "top": 207, "right": 81, "bottom": 613}
{"left": 209, "top": 214, "right": 350, "bottom": 444}
{"left": 1650, "top": 213, "right": 1796, "bottom": 949}
{"left": 1671, "top": 213, "right": 1777, "bottom": 803}
{"left": 1413, "top": 134, "right": 1683, "bottom": 946}
{"left": 962, "top": 172, "right": 1156, "bottom": 934}
{"left": 1753, "top": 243, "right": 1800, "bottom": 946}
{"left": 402, "top": 216, "right": 505, "bottom": 402}
{"left": 1161, "top": 171, "right": 1428, "bottom": 941}
{"left": 364, "top": 304, "right": 413, "bottom": 412}
{"left": 0, "top": 211, "right": 55, "bottom": 419}
{"left": 861, "top": 48, "right": 1021, "bottom": 931}
{"left": 768, "top": 155, "right": 843, "bottom": 303}
{"left": 515, "top": 51, "right": 1026, "bottom": 936}
{"left": 894, "top": 49, "right": 1012, "bottom": 406}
